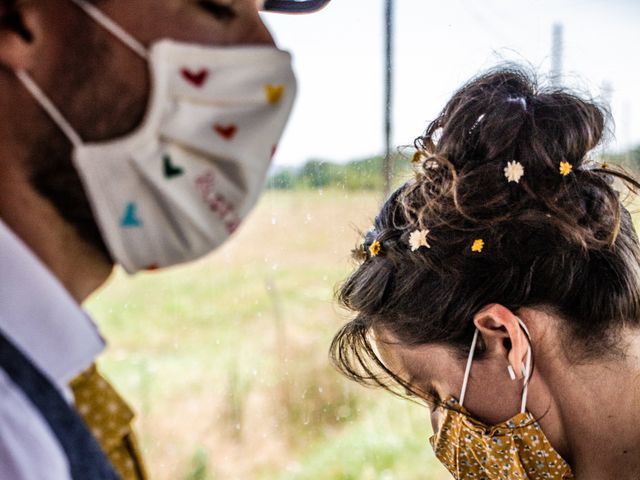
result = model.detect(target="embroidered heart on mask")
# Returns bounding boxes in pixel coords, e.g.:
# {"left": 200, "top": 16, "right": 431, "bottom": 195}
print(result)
{"left": 181, "top": 68, "right": 209, "bottom": 87}
{"left": 120, "top": 202, "right": 143, "bottom": 228}
{"left": 163, "top": 154, "right": 184, "bottom": 179}
{"left": 265, "top": 84, "right": 285, "bottom": 105}
{"left": 213, "top": 124, "right": 238, "bottom": 140}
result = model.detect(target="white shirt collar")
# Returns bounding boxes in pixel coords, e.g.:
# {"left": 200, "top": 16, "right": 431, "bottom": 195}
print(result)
{"left": 0, "top": 220, "right": 105, "bottom": 388}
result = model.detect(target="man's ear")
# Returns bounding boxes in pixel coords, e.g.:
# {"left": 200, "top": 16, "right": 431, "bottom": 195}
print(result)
{"left": 473, "top": 303, "right": 530, "bottom": 380}
{"left": 0, "top": 1, "right": 39, "bottom": 71}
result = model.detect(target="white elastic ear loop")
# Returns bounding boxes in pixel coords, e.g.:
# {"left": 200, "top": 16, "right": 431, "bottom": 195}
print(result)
{"left": 520, "top": 344, "right": 532, "bottom": 413}
{"left": 517, "top": 317, "right": 532, "bottom": 413}
{"left": 459, "top": 328, "right": 479, "bottom": 407}
{"left": 68, "top": 0, "right": 148, "bottom": 60}
{"left": 15, "top": 71, "right": 83, "bottom": 148}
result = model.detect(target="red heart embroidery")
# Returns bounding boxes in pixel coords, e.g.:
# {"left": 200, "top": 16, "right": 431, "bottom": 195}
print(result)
{"left": 213, "top": 124, "right": 238, "bottom": 140}
{"left": 181, "top": 68, "right": 209, "bottom": 87}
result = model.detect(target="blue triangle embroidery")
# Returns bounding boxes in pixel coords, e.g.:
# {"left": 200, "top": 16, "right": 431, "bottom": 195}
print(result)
{"left": 121, "top": 202, "right": 143, "bottom": 228}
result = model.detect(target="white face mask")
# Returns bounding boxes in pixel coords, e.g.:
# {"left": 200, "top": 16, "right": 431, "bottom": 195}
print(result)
{"left": 16, "top": 0, "right": 297, "bottom": 273}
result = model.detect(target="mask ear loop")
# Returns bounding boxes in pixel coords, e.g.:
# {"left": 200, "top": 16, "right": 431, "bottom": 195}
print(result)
{"left": 15, "top": 70, "right": 83, "bottom": 148}
{"left": 458, "top": 328, "right": 479, "bottom": 407}
{"left": 460, "top": 319, "right": 532, "bottom": 412}
{"left": 68, "top": 0, "right": 149, "bottom": 60}
{"left": 517, "top": 317, "right": 532, "bottom": 414}
{"left": 14, "top": 0, "right": 150, "bottom": 147}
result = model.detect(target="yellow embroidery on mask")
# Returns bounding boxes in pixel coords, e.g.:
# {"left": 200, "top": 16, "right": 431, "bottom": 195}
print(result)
{"left": 265, "top": 84, "right": 285, "bottom": 104}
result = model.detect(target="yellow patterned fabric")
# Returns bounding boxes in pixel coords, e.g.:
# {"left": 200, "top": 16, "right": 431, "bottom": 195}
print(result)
{"left": 69, "top": 365, "right": 148, "bottom": 480}
{"left": 430, "top": 398, "right": 574, "bottom": 480}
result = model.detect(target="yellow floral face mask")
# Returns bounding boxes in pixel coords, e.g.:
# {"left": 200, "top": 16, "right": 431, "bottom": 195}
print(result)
{"left": 429, "top": 320, "right": 574, "bottom": 480}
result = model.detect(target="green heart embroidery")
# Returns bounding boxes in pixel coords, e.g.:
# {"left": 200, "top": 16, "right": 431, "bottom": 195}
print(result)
{"left": 163, "top": 154, "right": 185, "bottom": 179}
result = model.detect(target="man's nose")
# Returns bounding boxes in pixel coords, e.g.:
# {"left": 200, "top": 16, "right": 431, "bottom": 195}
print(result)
{"left": 227, "top": 1, "right": 276, "bottom": 47}
{"left": 233, "top": 13, "right": 275, "bottom": 47}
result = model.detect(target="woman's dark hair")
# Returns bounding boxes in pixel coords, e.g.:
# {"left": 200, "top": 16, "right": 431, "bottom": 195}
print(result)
{"left": 330, "top": 65, "right": 640, "bottom": 401}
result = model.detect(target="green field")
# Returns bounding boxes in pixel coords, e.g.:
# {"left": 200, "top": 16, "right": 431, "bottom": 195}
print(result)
{"left": 86, "top": 189, "right": 451, "bottom": 480}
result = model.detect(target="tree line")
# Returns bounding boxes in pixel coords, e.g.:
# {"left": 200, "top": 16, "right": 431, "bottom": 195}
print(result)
{"left": 267, "top": 146, "right": 640, "bottom": 191}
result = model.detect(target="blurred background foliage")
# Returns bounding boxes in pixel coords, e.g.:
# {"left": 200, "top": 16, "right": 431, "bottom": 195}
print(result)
{"left": 266, "top": 154, "right": 412, "bottom": 191}
{"left": 87, "top": 178, "right": 450, "bottom": 480}
{"left": 267, "top": 145, "right": 640, "bottom": 192}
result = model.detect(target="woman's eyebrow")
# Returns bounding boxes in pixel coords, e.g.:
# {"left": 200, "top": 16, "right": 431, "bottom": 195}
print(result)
{"left": 406, "top": 373, "right": 431, "bottom": 395}
{"left": 411, "top": 373, "right": 443, "bottom": 402}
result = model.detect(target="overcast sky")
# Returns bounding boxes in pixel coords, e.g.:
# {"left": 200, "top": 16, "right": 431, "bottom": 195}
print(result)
{"left": 262, "top": 0, "right": 640, "bottom": 167}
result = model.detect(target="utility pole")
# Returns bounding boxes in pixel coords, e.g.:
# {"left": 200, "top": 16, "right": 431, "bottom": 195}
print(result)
{"left": 622, "top": 100, "right": 632, "bottom": 164}
{"left": 600, "top": 81, "right": 613, "bottom": 159}
{"left": 383, "top": 0, "right": 394, "bottom": 197}
{"left": 600, "top": 81, "right": 614, "bottom": 113}
{"left": 550, "top": 23, "right": 563, "bottom": 87}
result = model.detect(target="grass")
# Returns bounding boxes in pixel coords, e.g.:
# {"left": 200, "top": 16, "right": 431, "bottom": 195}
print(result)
{"left": 85, "top": 189, "right": 451, "bottom": 480}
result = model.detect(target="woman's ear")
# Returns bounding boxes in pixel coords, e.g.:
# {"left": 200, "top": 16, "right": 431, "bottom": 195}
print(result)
{"left": 0, "top": 1, "right": 39, "bottom": 71}
{"left": 473, "top": 303, "right": 530, "bottom": 380}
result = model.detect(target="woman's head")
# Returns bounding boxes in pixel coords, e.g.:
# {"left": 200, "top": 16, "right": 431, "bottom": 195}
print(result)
{"left": 331, "top": 66, "right": 640, "bottom": 432}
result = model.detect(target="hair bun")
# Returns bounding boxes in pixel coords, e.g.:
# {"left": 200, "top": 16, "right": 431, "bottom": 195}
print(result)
{"left": 408, "top": 65, "right": 635, "bottom": 250}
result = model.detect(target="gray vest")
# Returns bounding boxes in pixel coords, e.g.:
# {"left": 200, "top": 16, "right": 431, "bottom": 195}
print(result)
{"left": 0, "top": 328, "right": 121, "bottom": 480}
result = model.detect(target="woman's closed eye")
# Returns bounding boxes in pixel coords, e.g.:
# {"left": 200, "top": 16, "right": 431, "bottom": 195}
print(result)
{"left": 196, "top": 0, "right": 236, "bottom": 21}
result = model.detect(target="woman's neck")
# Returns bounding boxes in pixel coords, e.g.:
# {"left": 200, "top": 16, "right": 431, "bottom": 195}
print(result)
{"left": 550, "top": 332, "right": 640, "bottom": 478}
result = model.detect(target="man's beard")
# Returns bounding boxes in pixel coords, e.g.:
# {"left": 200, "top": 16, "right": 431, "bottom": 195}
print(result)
{"left": 28, "top": 130, "right": 113, "bottom": 264}
{"left": 25, "top": 28, "right": 149, "bottom": 266}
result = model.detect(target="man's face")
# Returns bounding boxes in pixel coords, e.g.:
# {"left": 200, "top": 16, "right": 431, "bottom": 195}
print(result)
{"left": 23, "top": 0, "right": 275, "bottom": 141}
{"left": 0, "top": 0, "right": 276, "bottom": 261}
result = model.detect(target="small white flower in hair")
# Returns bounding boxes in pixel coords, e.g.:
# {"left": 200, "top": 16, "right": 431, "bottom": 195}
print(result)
{"left": 409, "top": 229, "right": 431, "bottom": 251}
{"left": 504, "top": 160, "right": 525, "bottom": 183}
{"left": 424, "top": 160, "right": 440, "bottom": 170}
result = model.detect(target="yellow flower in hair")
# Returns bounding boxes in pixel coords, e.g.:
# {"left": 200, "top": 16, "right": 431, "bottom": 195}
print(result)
{"left": 369, "top": 240, "right": 381, "bottom": 257}
{"left": 471, "top": 239, "right": 485, "bottom": 253}
{"left": 559, "top": 161, "right": 573, "bottom": 176}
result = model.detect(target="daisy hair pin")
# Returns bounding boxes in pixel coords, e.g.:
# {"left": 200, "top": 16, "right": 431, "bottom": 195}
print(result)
{"left": 504, "top": 160, "right": 524, "bottom": 183}
{"left": 409, "top": 228, "right": 431, "bottom": 251}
